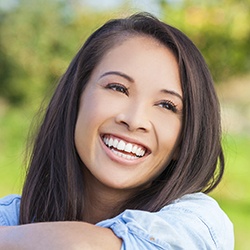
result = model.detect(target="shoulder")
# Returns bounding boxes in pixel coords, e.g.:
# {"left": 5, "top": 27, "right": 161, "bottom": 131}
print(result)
{"left": 160, "top": 193, "right": 234, "bottom": 247}
{"left": 161, "top": 192, "right": 230, "bottom": 226}
{"left": 97, "top": 193, "right": 234, "bottom": 250}
{"left": 0, "top": 194, "right": 21, "bottom": 226}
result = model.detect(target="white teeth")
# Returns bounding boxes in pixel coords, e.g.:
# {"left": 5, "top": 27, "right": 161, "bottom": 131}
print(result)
{"left": 140, "top": 149, "right": 145, "bottom": 156}
{"left": 124, "top": 143, "right": 133, "bottom": 152}
{"left": 103, "top": 136, "right": 146, "bottom": 158}
{"left": 113, "top": 139, "right": 119, "bottom": 147}
{"left": 136, "top": 147, "right": 141, "bottom": 156}
{"left": 111, "top": 149, "right": 138, "bottom": 160}
{"left": 132, "top": 145, "right": 138, "bottom": 154}
{"left": 108, "top": 137, "right": 113, "bottom": 147}
{"left": 104, "top": 137, "right": 108, "bottom": 144}
{"left": 117, "top": 140, "right": 126, "bottom": 150}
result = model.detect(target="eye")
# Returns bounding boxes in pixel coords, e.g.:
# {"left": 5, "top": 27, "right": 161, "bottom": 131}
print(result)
{"left": 106, "top": 83, "right": 129, "bottom": 96}
{"left": 157, "top": 100, "right": 177, "bottom": 113}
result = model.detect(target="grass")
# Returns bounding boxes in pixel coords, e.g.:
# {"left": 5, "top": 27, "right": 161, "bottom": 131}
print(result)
{"left": 1, "top": 105, "right": 249, "bottom": 249}
{"left": 0, "top": 105, "right": 32, "bottom": 196}
{"left": 212, "top": 134, "right": 250, "bottom": 250}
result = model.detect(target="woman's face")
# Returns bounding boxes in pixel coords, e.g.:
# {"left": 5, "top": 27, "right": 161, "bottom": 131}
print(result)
{"left": 75, "top": 36, "right": 183, "bottom": 193}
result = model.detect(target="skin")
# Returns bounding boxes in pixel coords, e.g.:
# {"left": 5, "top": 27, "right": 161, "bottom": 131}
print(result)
{"left": 0, "top": 224, "right": 121, "bottom": 250}
{"left": 0, "top": 35, "right": 183, "bottom": 249}
{"left": 75, "top": 36, "right": 183, "bottom": 223}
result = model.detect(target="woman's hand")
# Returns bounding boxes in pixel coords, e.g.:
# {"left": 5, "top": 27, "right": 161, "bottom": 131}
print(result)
{"left": 0, "top": 222, "right": 122, "bottom": 250}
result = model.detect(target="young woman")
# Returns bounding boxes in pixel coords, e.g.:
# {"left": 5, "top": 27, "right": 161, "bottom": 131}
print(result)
{"left": 0, "top": 13, "right": 234, "bottom": 249}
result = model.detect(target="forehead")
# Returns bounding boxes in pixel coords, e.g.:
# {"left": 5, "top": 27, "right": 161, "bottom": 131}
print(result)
{"left": 90, "top": 35, "right": 182, "bottom": 95}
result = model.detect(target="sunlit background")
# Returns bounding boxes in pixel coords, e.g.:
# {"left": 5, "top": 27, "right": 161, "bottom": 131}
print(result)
{"left": 0, "top": 0, "right": 249, "bottom": 249}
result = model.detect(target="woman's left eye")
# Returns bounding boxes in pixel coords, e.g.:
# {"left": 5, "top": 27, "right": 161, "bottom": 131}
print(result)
{"left": 157, "top": 100, "right": 177, "bottom": 113}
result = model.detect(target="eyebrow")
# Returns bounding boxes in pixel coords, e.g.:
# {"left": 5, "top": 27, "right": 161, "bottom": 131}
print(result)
{"left": 161, "top": 89, "right": 183, "bottom": 102}
{"left": 99, "top": 71, "right": 134, "bottom": 82}
{"left": 100, "top": 71, "right": 183, "bottom": 101}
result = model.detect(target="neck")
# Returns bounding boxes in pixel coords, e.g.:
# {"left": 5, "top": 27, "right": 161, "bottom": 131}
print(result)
{"left": 82, "top": 172, "right": 133, "bottom": 224}
{"left": 83, "top": 189, "right": 121, "bottom": 224}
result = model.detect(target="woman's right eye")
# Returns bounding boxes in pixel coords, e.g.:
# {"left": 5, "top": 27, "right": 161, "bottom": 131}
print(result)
{"left": 106, "top": 83, "right": 129, "bottom": 96}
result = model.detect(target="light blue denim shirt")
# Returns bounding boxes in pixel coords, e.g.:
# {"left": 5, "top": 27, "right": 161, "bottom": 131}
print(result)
{"left": 0, "top": 193, "right": 234, "bottom": 249}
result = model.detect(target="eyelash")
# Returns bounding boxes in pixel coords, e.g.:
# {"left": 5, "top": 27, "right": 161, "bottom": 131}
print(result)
{"left": 105, "top": 83, "right": 129, "bottom": 96}
{"left": 157, "top": 100, "right": 178, "bottom": 113}
{"left": 105, "top": 83, "right": 178, "bottom": 113}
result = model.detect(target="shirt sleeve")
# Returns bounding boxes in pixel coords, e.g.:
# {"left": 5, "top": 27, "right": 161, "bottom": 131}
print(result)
{"left": 0, "top": 195, "right": 21, "bottom": 226}
{"left": 97, "top": 193, "right": 234, "bottom": 250}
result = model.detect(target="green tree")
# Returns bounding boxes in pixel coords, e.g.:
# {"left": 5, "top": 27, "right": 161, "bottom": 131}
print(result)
{"left": 0, "top": 0, "right": 110, "bottom": 105}
{"left": 159, "top": 0, "right": 250, "bottom": 82}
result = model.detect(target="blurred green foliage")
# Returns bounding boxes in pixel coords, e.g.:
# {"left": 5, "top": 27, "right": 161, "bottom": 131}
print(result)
{"left": 0, "top": 0, "right": 112, "bottom": 104}
{"left": 0, "top": 0, "right": 250, "bottom": 105}
{"left": 161, "top": 0, "right": 250, "bottom": 82}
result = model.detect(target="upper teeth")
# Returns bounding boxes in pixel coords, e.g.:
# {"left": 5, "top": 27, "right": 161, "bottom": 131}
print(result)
{"left": 103, "top": 136, "right": 146, "bottom": 157}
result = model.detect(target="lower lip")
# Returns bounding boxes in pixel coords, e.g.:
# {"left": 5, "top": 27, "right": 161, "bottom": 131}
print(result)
{"left": 99, "top": 137, "right": 147, "bottom": 166}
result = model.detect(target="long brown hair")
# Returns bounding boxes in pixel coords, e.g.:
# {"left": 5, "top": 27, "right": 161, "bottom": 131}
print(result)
{"left": 20, "top": 12, "right": 224, "bottom": 224}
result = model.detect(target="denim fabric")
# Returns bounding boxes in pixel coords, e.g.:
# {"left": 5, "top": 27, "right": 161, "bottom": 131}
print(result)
{"left": 0, "top": 194, "right": 20, "bottom": 226}
{"left": 0, "top": 193, "right": 234, "bottom": 249}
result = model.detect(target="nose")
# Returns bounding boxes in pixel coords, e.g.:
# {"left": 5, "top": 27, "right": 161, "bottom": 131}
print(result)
{"left": 115, "top": 102, "right": 151, "bottom": 132}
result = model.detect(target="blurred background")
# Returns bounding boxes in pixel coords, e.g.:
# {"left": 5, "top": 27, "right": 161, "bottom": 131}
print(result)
{"left": 0, "top": 0, "right": 249, "bottom": 248}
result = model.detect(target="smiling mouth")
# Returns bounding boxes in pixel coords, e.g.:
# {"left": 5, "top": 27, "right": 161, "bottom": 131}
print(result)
{"left": 102, "top": 134, "right": 148, "bottom": 160}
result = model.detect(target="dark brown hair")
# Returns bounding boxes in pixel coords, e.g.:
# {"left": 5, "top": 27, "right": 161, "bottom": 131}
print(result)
{"left": 20, "top": 12, "right": 224, "bottom": 224}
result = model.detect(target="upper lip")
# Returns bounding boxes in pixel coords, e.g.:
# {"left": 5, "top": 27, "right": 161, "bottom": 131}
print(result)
{"left": 100, "top": 133, "right": 151, "bottom": 154}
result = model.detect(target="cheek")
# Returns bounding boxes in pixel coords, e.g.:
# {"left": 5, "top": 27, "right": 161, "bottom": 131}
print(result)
{"left": 77, "top": 96, "right": 104, "bottom": 126}
{"left": 155, "top": 116, "right": 182, "bottom": 151}
{"left": 75, "top": 93, "right": 116, "bottom": 143}
{"left": 81, "top": 88, "right": 120, "bottom": 119}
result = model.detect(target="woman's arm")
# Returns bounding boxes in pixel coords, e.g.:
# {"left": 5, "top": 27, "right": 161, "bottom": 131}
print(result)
{"left": 0, "top": 222, "right": 122, "bottom": 250}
